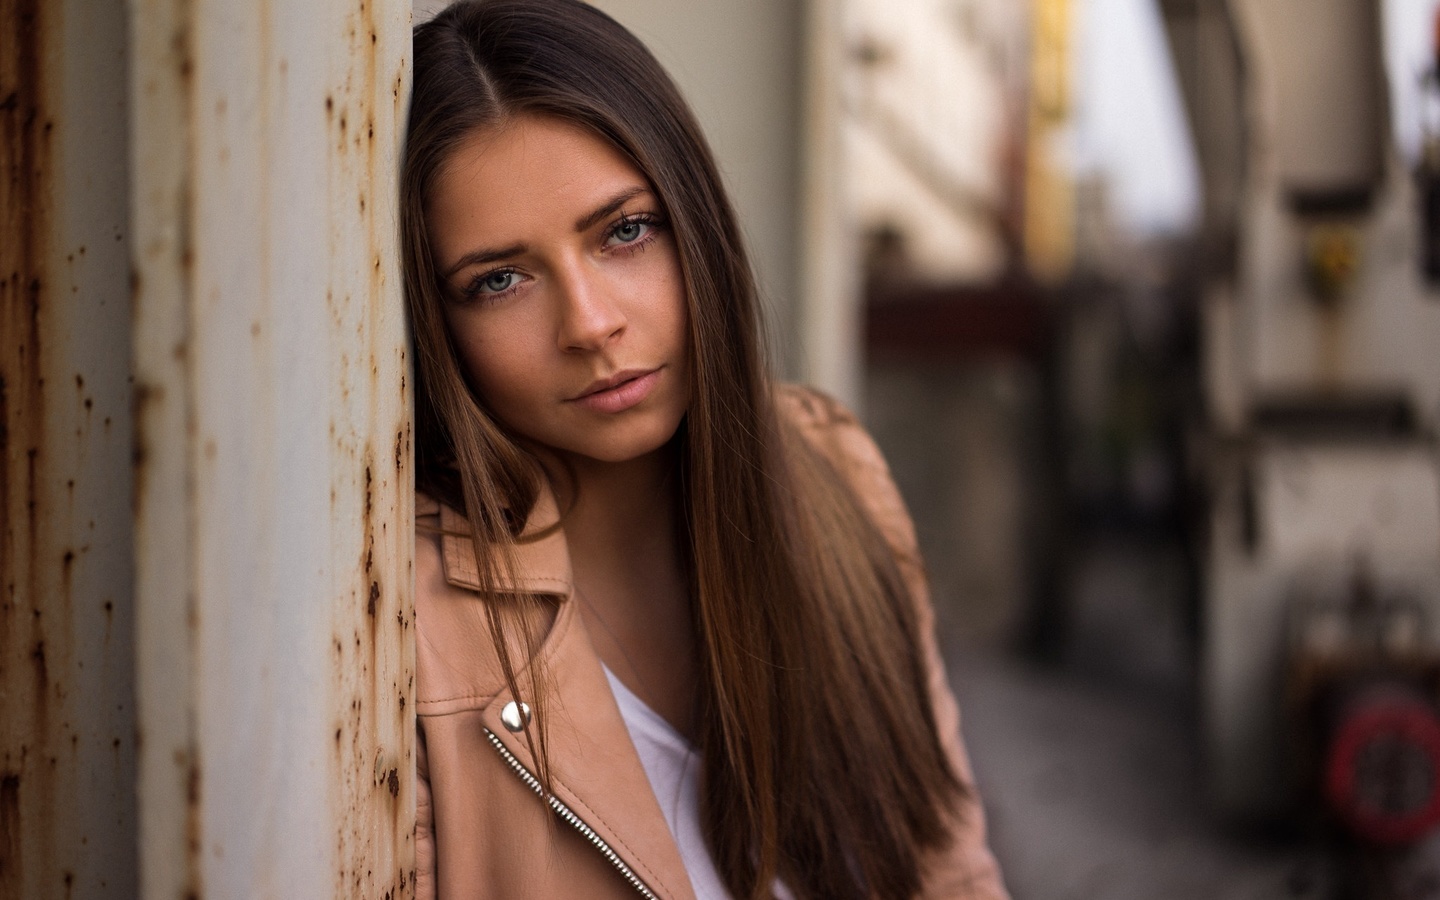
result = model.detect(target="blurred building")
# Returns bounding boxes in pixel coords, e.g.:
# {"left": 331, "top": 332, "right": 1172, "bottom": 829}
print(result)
{"left": 844, "top": 0, "right": 1028, "bottom": 284}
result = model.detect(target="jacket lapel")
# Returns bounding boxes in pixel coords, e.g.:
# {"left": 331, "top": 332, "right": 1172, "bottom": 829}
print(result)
{"left": 435, "top": 492, "right": 697, "bottom": 900}
{"left": 438, "top": 491, "right": 572, "bottom": 597}
{"left": 482, "top": 599, "right": 697, "bottom": 900}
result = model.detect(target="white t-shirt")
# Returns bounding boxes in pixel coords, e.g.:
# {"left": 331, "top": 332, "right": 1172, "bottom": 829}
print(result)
{"left": 602, "top": 666, "right": 797, "bottom": 900}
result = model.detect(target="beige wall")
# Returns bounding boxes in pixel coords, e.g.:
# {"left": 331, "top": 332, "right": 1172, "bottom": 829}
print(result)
{"left": 845, "top": 0, "right": 1027, "bottom": 283}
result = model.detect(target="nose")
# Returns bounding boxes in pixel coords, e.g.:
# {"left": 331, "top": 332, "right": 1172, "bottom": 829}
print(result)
{"left": 554, "top": 260, "right": 625, "bottom": 352}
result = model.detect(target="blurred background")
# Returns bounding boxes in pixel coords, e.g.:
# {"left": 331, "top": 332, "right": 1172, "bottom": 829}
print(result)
{"left": 431, "top": 0, "right": 1440, "bottom": 895}
{"left": 6, "top": 0, "right": 1440, "bottom": 896}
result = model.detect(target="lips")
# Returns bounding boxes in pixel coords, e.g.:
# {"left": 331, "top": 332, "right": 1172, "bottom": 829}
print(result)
{"left": 569, "top": 368, "right": 661, "bottom": 414}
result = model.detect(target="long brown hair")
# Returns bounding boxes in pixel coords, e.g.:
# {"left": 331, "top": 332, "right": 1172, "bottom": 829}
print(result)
{"left": 402, "top": 3, "right": 962, "bottom": 897}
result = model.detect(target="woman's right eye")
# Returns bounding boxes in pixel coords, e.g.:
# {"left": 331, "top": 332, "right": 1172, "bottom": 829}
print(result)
{"left": 462, "top": 268, "right": 522, "bottom": 301}
{"left": 480, "top": 270, "right": 518, "bottom": 293}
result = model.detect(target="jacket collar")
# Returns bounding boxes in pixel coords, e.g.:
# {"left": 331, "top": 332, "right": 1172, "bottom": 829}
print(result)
{"left": 422, "top": 486, "right": 574, "bottom": 599}
{"left": 416, "top": 488, "right": 696, "bottom": 900}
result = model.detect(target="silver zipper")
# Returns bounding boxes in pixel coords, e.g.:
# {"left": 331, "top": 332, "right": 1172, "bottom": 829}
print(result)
{"left": 484, "top": 727, "right": 661, "bottom": 900}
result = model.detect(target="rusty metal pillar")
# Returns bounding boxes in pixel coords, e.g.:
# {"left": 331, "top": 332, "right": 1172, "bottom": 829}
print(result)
{"left": 129, "top": 0, "right": 414, "bottom": 897}
{"left": 2, "top": 0, "right": 139, "bottom": 896}
{"left": 4, "top": 1, "right": 414, "bottom": 897}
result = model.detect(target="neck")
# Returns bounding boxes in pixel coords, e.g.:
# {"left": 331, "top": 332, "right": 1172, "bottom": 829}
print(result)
{"left": 543, "top": 439, "right": 698, "bottom": 735}
{"left": 553, "top": 443, "right": 681, "bottom": 560}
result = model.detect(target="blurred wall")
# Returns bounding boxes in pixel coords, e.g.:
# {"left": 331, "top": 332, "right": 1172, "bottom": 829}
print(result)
{"left": 845, "top": 0, "right": 1027, "bottom": 283}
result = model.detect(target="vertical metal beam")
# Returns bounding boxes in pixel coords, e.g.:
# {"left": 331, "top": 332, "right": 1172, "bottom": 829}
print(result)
{"left": 1, "top": 0, "right": 137, "bottom": 896}
{"left": 799, "top": 0, "right": 862, "bottom": 408}
{"left": 130, "top": 1, "right": 413, "bottom": 896}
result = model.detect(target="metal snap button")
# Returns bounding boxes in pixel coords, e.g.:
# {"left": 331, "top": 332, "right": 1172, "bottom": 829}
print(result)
{"left": 501, "top": 700, "right": 532, "bottom": 733}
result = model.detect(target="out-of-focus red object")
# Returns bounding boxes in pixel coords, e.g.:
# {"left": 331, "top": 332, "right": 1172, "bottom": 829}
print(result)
{"left": 1323, "top": 684, "right": 1440, "bottom": 845}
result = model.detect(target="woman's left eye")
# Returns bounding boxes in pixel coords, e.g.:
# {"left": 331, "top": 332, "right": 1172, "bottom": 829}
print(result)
{"left": 612, "top": 220, "right": 646, "bottom": 243}
{"left": 458, "top": 267, "right": 525, "bottom": 303}
{"left": 481, "top": 270, "right": 519, "bottom": 293}
{"left": 605, "top": 214, "right": 661, "bottom": 248}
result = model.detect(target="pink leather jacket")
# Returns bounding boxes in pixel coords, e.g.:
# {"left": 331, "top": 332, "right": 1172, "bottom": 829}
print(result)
{"left": 414, "top": 385, "right": 1009, "bottom": 899}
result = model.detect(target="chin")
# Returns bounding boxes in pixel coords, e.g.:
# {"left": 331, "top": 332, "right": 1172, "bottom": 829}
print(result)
{"left": 562, "top": 417, "right": 684, "bottom": 465}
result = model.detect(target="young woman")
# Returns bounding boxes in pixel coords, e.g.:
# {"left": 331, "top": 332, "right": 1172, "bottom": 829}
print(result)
{"left": 403, "top": 2, "right": 1008, "bottom": 898}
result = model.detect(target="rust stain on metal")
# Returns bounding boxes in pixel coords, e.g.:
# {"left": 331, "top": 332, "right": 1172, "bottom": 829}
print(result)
{"left": 129, "top": 380, "right": 165, "bottom": 510}
{"left": 130, "top": 2, "right": 205, "bottom": 896}
{"left": 1, "top": 772, "right": 20, "bottom": 894}
{"left": 30, "top": 640, "right": 47, "bottom": 692}
{"left": 1, "top": 374, "right": 8, "bottom": 610}
{"left": 326, "top": 2, "right": 413, "bottom": 895}
{"left": 1, "top": 0, "right": 55, "bottom": 893}
{"left": 1, "top": 0, "right": 48, "bottom": 600}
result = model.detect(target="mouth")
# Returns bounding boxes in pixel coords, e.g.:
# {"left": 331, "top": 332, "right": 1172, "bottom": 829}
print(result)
{"left": 569, "top": 368, "right": 662, "bottom": 414}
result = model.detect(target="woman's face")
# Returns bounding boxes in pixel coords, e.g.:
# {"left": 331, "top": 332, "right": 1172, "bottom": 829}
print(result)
{"left": 428, "top": 115, "right": 690, "bottom": 465}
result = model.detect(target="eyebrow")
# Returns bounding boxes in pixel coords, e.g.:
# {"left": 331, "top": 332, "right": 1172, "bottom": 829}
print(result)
{"left": 574, "top": 185, "right": 648, "bottom": 233}
{"left": 442, "top": 243, "right": 526, "bottom": 280}
{"left": 441, "top": 185, "right": 653, "bottom": 282}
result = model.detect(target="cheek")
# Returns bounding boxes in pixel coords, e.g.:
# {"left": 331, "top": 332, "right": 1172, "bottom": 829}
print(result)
{"left": 655, "top": 262, "right": 689, "bottom": 349}
{"left": 447, "top": 316, "right": 533, "bottom": 415}
{"left": 462, "top": 352, "right": 510, "bottom": 408}
{"left": 672, "top": 291, "right": 693, "bottom": 371}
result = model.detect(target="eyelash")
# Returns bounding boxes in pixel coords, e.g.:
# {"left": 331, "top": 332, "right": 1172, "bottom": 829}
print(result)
{"left": 457, "top": 211, "right": 668, "bottom": 305}
{"left": 460, "top": 267, "right": 524, "bottom": 303}
{"left": 604, "top": 212, "right": 665, "bottom": 251}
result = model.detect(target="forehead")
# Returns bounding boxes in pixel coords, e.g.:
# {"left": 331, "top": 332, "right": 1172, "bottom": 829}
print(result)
{"left": 428, "top": 115, "right": 651, "bottom": 246}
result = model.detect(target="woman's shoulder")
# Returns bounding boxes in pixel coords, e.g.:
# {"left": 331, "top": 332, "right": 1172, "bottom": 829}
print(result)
{"left": 773, "top": 382, "right": 923, "bottom": 573}
{"left": 774, "top": 381, "right": 858, "bottom": 432}
{"left": 774, "top": 383, "right": 898, "bottom": 504}
{"left": 413, "top": 490, "right": 564, "bottom": 714}
{"left": 414, "top": 492, "right": 508, "bottom": 713}
{"left": 773, "top": 382, "right": 886, "bottom": 477}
